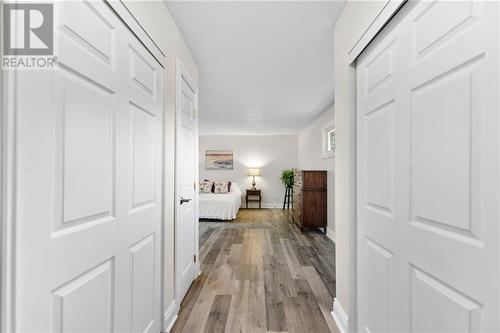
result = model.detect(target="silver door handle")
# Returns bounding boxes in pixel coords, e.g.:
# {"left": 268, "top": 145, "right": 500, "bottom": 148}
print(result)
{"left": 180, "top": 197, "right": 192, "bottom": 205}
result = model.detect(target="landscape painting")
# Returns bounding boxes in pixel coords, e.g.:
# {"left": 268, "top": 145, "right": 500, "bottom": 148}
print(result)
{"left": 205, "top": 150, "right": 234, "bottom": 170}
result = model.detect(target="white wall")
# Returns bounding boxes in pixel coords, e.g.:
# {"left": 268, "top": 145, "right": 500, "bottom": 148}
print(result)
{"left": 333, "top": 1, "right": 400, "bottom": 332}
{"left": 298, "top": 104, "right": 335, "bottom": 236}
{"left": 199, "top": 135, "right": 298, "bottom": 208}
{"left": 122, "top": 0, "right": 199, "bottom": 327}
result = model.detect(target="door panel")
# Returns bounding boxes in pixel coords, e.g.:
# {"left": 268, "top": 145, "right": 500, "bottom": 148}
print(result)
{"left": 15, "top": 1, "right": 164, "bottom": 331}
{"left": 52, "top": 259, "right": 114, "bottom": 333}
{"left": 130, "top": 234, "right": 156, "bottom": 333}
{"left": 357, "top": 1, "right": 499, "bottom": 332}
{"left": 59, "top": 72, "right": 115, "bottom": 228}
{"left": 130, "top": 104, "right": 156, "bottom": 211}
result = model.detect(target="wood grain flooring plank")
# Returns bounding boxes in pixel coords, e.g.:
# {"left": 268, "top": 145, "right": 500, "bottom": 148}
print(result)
{"left": 200, "top": 229, "right": 222, "bottom": 263}
{"left": 264, "top": 259, "right": 288, "bottom": 332}
{"left": 308, "top": 251, "right": 336, "bottom": 298}
{"left": 248, "top": 267, "right": 267, "bottom": 333}
{"left": 204, "top": 295, "right": 232, "bottom": 333}
{"left": 225, "top": 280, "right": 250, "bottom": 333}
{"left": 295, "top": 244, "right": 315, "bottom": 267}
{"left": 302, "top": 266, "right": 333, "bottom": 307}
{"left": 283, "top": 296, "right": 309, "bottom": 333}
{"left": 294, "top": 279, "right": 331, "bottom": 333}
{"left": 204, "top": 229, "right": 229, "bottom": 265}
{"left": 265, "top": 229, "right": 274, "bottom": 256}
{"left": 171, "top": 268, "right": 211, "bottom": 333}
{"left": 280, "top": 238, "right": 303, "bottom": 279}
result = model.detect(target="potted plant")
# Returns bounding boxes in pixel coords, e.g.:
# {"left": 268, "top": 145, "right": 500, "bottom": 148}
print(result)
{"left": 280, "top": 169, "right": 295, "bottom": 210}
{"left": 280, "top": 169, "right": 295, "bottom": 188}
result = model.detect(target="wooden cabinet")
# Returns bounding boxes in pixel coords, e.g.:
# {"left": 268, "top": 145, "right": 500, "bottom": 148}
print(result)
{"left": 291, "top": 170, "right": 327, "bottom": 233}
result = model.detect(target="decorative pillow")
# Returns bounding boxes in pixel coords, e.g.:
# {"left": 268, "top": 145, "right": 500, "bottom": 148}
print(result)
{"left": 205, "top": 179, "right": 215, "bottom": 193}
{"left": 214, "top": 181, "right": 229, "bottom": 194}
{"left": 199, "top": 180, "right": 214, "bottom": 194}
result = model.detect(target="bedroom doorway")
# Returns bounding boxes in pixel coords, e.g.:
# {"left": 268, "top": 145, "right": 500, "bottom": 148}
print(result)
{"left": 175, "top": 59, "right": 200, "bottom": 308}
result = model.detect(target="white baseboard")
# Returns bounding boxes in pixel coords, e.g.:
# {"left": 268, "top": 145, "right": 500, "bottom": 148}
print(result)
{"left": 243, "top": 202, "right": 280, "bottom": 209}
{"left": 164, "top": 300, "right": 178, "bottom": 333}
{"left": 262, "top": 203, "right": 280, "bottom": 209}
{"left": 326, "top": 228, "right": 336, "bottom": 243}
{"left": 332, "top": 298, "right": 349, "bottom": 333}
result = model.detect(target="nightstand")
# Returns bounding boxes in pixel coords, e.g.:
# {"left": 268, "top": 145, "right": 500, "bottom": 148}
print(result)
{"left": 246, "top": 189, "right": 262, "bottom": 209}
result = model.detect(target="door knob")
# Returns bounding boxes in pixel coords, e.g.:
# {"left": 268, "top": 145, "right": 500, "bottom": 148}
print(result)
{"left": 180, "top": 197, "right": 192, "bottom": 205}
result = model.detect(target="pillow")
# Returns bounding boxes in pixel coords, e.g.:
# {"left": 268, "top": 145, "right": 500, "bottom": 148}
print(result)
{"left": 199, "top": 180, "right": 214, "bottom": 194}
{"left": 204, "top": 179, "right": 215, "bottom": 193}
{"left": 214, "top": 181, "right": 230, "bottom": 194}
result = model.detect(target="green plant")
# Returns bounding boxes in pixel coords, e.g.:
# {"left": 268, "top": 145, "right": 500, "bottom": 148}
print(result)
{"left": 280, "top": 169, "right": 295, "bottom": 188}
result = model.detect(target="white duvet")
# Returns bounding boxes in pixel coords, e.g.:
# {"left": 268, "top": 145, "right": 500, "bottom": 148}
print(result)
{"left": 199, "top": 182, "right": 242, "bottom": 220}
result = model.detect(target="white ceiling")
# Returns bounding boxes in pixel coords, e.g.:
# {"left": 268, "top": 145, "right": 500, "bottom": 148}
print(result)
{"left": 166, "top": 1, "right": 346, "bottom": 135}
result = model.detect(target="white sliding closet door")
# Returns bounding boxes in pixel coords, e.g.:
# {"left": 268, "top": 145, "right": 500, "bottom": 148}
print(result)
{"left": 13, "top": 1, "right": 164, "bottom": 331}
{"left": 357, "top": 1, "right": 500, "bottom": 332}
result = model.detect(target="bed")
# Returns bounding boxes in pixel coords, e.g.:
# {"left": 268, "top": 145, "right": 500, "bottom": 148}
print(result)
{"left": 199, "top": 182, "right": 242, "bottom": 220}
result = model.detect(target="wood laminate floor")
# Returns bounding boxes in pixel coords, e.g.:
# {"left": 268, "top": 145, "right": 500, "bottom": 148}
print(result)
{"left": 172, "top": 209, "right": 338, "bottom": 333}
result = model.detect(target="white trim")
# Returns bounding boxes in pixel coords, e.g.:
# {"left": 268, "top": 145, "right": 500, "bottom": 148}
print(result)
{"left": 321, "top": 119, "right": 335, "bottom": 159}
{"left": 332, "top": 298, "right": 349, "bottom": 333}
{"left": 174, "top": 59, "right": 200, "bottom": 310}
{"left": 158, "top": 52, "right": 168, "bottom": 333}
{"left": 163, "top": 300, "right": 178, "bottom": 333}
{"left": 177, "top": 60, "right": 198, "bottom": 95}
{"left": 245, "top": 203, "right": 280, "bottom": 209}
{"left": 348, "top": 0, "right": 406, "bottom": 63}
{"left": 199, "top": 129, "right": 300, "bottom": 136}
{"left": 1, "top": 44, "right": 16, "bottom": 333}
{"left": 326, "top": 228, "right": 336, "bottom": 243}
{"left": 105, "top": 0, "right": 166, "bottom": 68}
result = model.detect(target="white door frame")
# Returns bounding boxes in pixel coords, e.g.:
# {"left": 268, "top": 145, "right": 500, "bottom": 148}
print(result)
{"left": 1, "top": 4, "right": 16, "bottom": 331}
{"left": 174, "top": 58, "right": 200, "bottom": 309}
{"left": 331, "top": 1, "right": 405, "bottom": 333}
{"left": 1, "top": 54, "right": 16, "bottom": 333}
{"left": 0, "top": 1, "right": 168, "bottom": 331}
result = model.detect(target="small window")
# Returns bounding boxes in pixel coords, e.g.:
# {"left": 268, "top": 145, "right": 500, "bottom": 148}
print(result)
{"left": 327, "top": 128, "right": 335, "bottom": 152}
{"left": 322, "top": 120, "right": 335, "bottom": 159}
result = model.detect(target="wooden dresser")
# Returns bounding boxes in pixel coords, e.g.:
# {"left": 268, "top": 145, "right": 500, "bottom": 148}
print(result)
{"left": 291, "top": 170, "right": 327, "bottom": 233}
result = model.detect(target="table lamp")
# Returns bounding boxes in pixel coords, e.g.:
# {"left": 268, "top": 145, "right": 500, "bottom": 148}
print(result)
{"left": 248, "top": 168, "right": 260, "bottom": 190}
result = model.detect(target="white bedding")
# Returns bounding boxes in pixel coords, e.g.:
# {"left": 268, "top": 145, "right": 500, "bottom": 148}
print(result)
{"left": 199, "top": 182, "right": 242, "bottom": 220}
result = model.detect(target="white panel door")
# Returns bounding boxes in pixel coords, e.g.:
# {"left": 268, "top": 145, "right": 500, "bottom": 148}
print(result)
{"left": 14, "top": 1, "right": 163, "bottom": 332}
{"left": 357, "top": 1, "right": 500, "bottom": 332}
{"left": 175, "top": 69, "right": 198, "bottom": 303}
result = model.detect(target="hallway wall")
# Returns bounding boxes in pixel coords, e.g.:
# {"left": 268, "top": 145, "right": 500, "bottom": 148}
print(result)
{"left": 199, "top": 135, "right": 299, "bottom": 208}
{"left": 122, "top": 0, "right": 199, "bottom": 326}
{"left": 298, "top": 104, "right": 335, "bottom": 239}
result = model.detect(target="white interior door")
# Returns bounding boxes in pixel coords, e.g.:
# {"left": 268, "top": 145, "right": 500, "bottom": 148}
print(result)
{"left": 12, "top": 1, "right": 164, "bottom": 331}
{"left": 357, "top": 1, "right": 500, "bottom": 332}
{"left": 175, "top": 62, "right": 198, "bottom": 304}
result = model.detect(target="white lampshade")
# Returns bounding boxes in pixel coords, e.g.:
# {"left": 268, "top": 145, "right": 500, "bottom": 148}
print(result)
{"left": 248, "top": 168, "right": 260, "bottom": 176}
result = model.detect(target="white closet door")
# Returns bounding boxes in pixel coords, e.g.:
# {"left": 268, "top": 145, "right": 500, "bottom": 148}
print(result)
{"left": 14, "top": 1, "right": 163, "bottom": 331}
{"left": 357, "top": 1, "right": 500, "bottom": 332}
